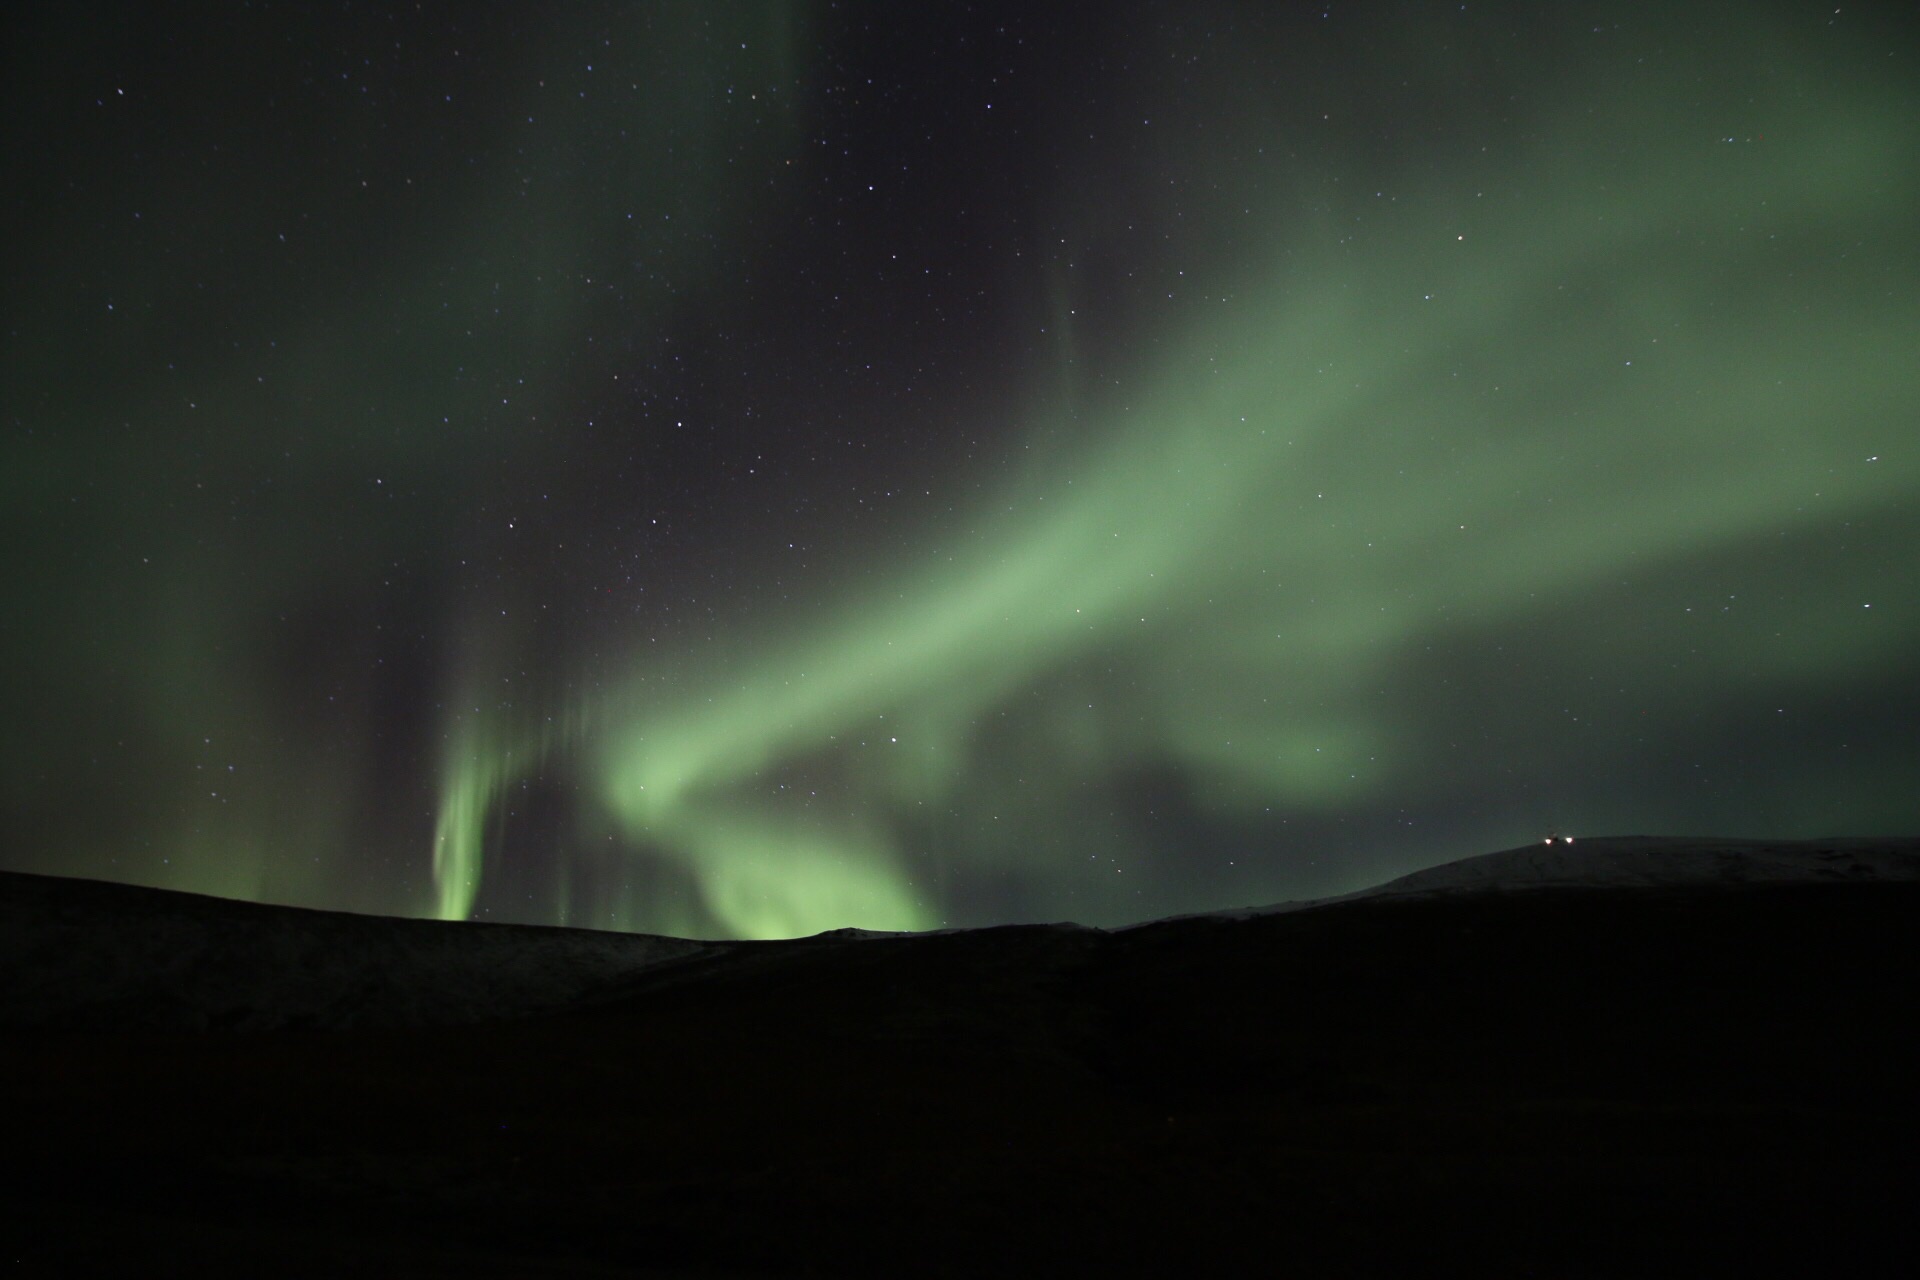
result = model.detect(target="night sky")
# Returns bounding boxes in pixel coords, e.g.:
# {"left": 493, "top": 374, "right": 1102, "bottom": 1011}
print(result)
{"left": 6, "top": 2, "right": 1917, "bottom": 939}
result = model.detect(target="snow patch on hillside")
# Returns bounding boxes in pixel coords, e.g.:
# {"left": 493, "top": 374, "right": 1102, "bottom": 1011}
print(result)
{"left": 1360, "top": 835, "right": 1919, "bottom": 897}
{"left": 1202, "top": 836, "right": 1920, "bottom": 922}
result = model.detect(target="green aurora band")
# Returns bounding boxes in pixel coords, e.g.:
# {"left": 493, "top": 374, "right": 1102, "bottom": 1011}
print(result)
{"left": 432, "top": 20, "right": 1919, "bottom": 937}
{"left": 6, "top": 6, "right": 1916, "bottom": 938}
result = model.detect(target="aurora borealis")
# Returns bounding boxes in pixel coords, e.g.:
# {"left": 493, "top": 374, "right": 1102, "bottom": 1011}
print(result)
{"left": 5, "top": 3, "right": 1917, "bottom": 939}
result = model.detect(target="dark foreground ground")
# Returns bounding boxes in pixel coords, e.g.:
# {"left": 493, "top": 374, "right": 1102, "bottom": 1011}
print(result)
{"left": 4, "top": 879, "right": 1917, "bottom": 1276}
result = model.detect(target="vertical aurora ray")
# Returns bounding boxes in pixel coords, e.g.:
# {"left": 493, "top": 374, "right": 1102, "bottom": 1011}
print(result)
{"left": 432, "top": 729, "right": 504, "bottom": 925}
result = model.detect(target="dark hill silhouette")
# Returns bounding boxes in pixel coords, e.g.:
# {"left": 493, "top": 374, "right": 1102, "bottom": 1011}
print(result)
{"left": 4, "top": 836, "right": 1917, "bottom": 1276}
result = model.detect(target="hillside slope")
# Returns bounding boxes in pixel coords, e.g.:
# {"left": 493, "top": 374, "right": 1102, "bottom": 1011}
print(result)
{"left": 4, "top": 838, "right": 1917, "bottom": 1276}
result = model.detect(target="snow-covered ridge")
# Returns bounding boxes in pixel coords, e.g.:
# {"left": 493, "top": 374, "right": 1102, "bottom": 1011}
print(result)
{"left": 1200, "top": 836, "right": 1920, "bottom": 922}
{"left": 1355, "top": 835, "right": 1920, "bottom": 897}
